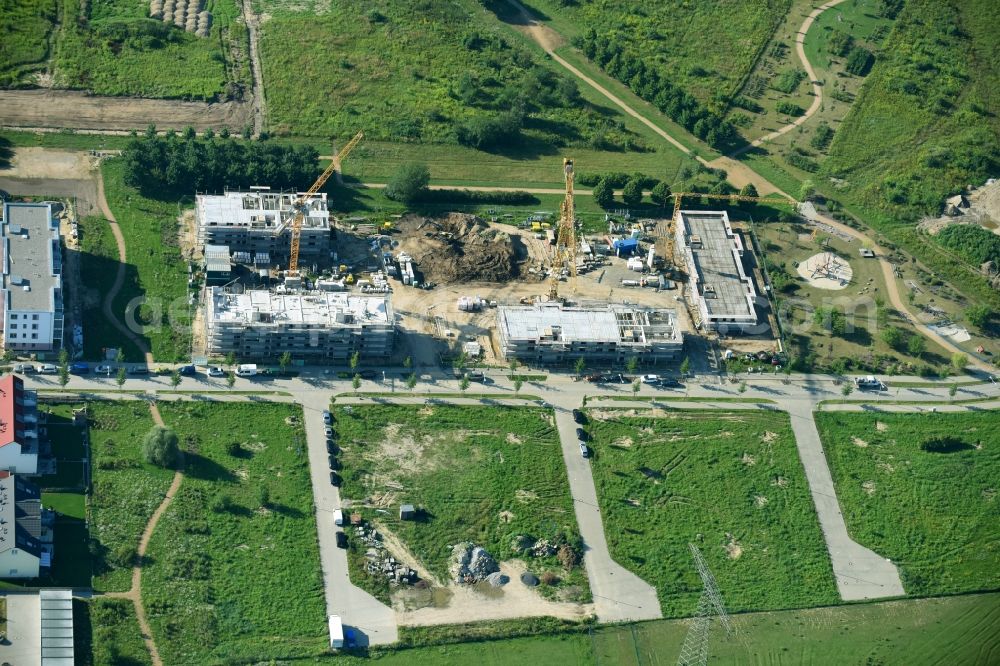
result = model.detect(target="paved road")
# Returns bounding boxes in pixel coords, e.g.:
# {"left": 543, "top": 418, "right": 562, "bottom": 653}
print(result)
{"left": 550, "top": 399, "right": 662, "bottom": 622}
{"left": 298, "top": 392, "right": 399, "bottom": 647}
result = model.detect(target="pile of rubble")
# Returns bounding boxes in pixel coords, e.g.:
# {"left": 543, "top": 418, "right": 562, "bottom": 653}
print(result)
{"left": 450, "top": 542, "right": 500, "bottom": 584}
{"left": 510, "top": 534, "right": 556, "bottom": 557}
{"left": 395, "top": 214, "right": 522, "bottom": 284}
{"left": 356, "top": 523, "right": 419, "bottom": 587}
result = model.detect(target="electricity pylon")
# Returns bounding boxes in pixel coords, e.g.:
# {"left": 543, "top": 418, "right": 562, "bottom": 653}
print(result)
{"left": 676, "top": 543, "right": 736, "bottom": 666}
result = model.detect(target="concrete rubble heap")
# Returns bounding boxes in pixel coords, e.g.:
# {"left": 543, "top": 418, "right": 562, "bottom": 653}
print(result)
{"left": 357, "top": 524, "right": 418, "bottom": 586}
{"left": 450, "top": 542, "right": 500, "bottom": 584}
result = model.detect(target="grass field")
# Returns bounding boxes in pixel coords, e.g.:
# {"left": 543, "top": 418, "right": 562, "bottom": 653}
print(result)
{"left": 334, "top": 404, "right": 588, "bottom": 603}
{"left": 336, "top": 593, "right": 1000, "bottom": 665}
{"left": 586, "top": 408, "right": 837, "bottom": 617}
{"left": 0, "top": 0, "right": 59, "bottom": 86}
{"left": 86, "top": 401, "right": 168, "bottom": 592}
{"left": 816, "top": 410, "right": 1000, "bottom": 596}
{"left": 52, "top": 0, "right": 249, "bottom": 100}
{"left": 142, "top": 401, "right": 327, "bottom": 663}
{"left": 86, "top": 598, "right": 152, "bottom": 666}
{"left": 527, "top": 0, "right": 789, "bottom": 106}
{"left": 100, "top": 158, "right": 192, "bottom": 362}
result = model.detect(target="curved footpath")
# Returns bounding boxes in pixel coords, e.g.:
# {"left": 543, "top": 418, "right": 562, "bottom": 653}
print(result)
{"left": 95, "top": 168, "right": 155, "bottom": 365}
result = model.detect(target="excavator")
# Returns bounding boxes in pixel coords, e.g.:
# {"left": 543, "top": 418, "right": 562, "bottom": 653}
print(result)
{"left": 285, "top": 130, "right": 364, "bottom": 282}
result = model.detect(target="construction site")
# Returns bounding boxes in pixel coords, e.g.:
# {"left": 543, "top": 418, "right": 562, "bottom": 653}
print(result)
{"left": 190, "top": 136, "right": 785, "bottom": 366}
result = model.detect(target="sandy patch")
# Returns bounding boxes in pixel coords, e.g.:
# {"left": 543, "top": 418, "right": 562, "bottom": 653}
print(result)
{"left": 741, "top": 453, "right": 756, "bottom": 466}
{"left": 852, "top": 437, "right": 869, "bottom": 448}
{"left": 762, "top": 431, "right": 779, "bottom": 443}
{"left": 754, "top": 495, "right": 769, "bottom": 507}
{"left": 725, "top": 534, "right": 743, "bottom": 560}
{"left": 772, "top": 476, "right": 788, "bottom": 487}
{"left": 720, "top": 431, "right": 734, "bottom": 437}
{"left": 796, "top": 251, "right": 853, "bottom": 290}
{"left": 498, "top": 510, "right": 515, "bottom": 523}
{"left": 625, "top": 498, "right": 642, "bottom": 507}
{"left": 875, "top": 421, "right": 887, "bottom": 432}
{"left": 418, "top": 405, "right": 435, "bottom": 416}
{"left": 862, "top": 481, "right": 876, "bottom": 496}
{"left": 515, "top": 489, "right": 538, "bottom": 503}
{"left": 0, "top": 147, "right": 95, "bottom": 180}
{"left": 877, "top": 462, "right": 895, "bottom": 474}
{"left": 506, "top": 433, "right": 523, "bottom": 445}
{"left": 613, "top": 436, "right": 634, "bottom": 448}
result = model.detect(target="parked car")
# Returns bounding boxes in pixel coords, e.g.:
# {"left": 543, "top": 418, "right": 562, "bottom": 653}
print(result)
{"left": 336, "top": 531, "right": 348, "bottom": 549}
{"left": 322, "top": 410, "right": 332, "bottom": 425}
{"left": 69, "top": 363, "right": 89, "bottom": 375}
{"left": 178, "top": 364, "right": 197, "bottom": 376}
{"left": 329, "top": 471, "right": 341, "bottom": 486}
{"left": 329, "top": 454, "right": 341, "bottom": 470}
{"left": 603, "top": 373, "right": 629, "bottom": 384}
{"left": 358, "top": 370, "right": 377, "bottom": 379}
{"left": 657, "top": 379, "right": 683, "bottom": 389}
{"left": 128, "top": 365, "right": 148, "bottom": 375}
{"left": 576, "top": 427, "right": 589, "bottom": 442}
{"left": 14, "top": 364, "right": 36, "bottom": 374}
{"left": 572, "top": 409, "right": 586, "bottom": 424}
{"left": 207, "top": 366, "right": 225, "bottom": 377}
{"left": 465, "top": 371, "right": 485, "bottom": 382}
{"left": 324, "top": 426, "right": 334, "bottom": 439}
{"left": 585, "top": 374, "right": 603, "bottom": 383}
{"left": 641, "top": 374, "right": 660, "bottom": 384}
{"left": 38, "top": 364, "right": 58, "bottom": 375}
{"left": 579, "top": 442, "right": 590, "bottom": 458}
{"left": 95, "top": 364, "right": 114, "bottom": 375}
{"left": 326, "top": 440, "right": 338, "bottom": 454}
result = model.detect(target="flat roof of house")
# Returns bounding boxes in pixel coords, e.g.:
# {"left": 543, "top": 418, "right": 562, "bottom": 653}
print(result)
{"left": 197, "top": 189, "right": 330, "bottom": 230}
{"left": 0, "top": 471, "right": 42, "bottom": 558}
{"left": 679, "top": 211, "right": 755, "bottom": 320}
{"left": 2, "top": 203, "right": 61, "bottom": 312}
{"left": 40, "top": 589, "right": 75, "bottom": 665}
{"left": 209, "top": 288, "right": 392, "bottom": 327}
{"left": 498, "top": 302, "right": 680, "bottom": 344}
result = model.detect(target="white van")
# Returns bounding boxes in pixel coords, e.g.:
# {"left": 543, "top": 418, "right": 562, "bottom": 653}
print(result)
{"left": 328, "top": 615, "right": 344, "bottom": 649}
{"left": 235, "top": 364, "right": 258, "bottom": 377}
{"left": 333, "top": 509, "right": 344, "bottom": 526}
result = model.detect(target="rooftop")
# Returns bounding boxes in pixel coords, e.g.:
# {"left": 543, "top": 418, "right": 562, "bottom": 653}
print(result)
{"left": 0, "top": 470, "right": 42, "bottom": 558}
{"left": 0, "top": 374, "right": 25, "bottom": 449}
{"left": 499, "top": 301, "right": 681, "bottom": 345}
{"left": 40, "top": 589, "right": 75, "bottom": 665}
{"left": 679, "top": 210, "right": 756, "bottom": 320}
{"left": 197, "top": 189, "right": 330, "bottom": 230}
{"left": 209, "top": 288, "right": 392, "bottom": 327}
{"left": 2, "top": 203, "right": 61, "bottom": 312}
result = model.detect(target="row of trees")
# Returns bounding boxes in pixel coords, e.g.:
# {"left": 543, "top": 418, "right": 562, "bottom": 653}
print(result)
{"left": 576, "top": 29, "right": 740, "bottom": 149}
{"left": 121, "top": 127, "right": 319, "bottom": 194}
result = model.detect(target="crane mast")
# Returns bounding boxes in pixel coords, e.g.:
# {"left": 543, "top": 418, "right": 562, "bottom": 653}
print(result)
{"left": 287, "top": 130, "right": 364, "bottom": 277}
{"left": 549, "top": 158, "right": 576, "bottom": 301}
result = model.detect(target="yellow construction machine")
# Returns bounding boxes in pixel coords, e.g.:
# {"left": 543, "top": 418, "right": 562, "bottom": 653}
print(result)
{"left": 549, "top": 158, "right": 577, "bottom": 301}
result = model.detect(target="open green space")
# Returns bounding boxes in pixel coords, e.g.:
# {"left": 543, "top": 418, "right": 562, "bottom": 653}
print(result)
{"left": 86, "top": 598, "right": 152, "bottom": 666}
{"left": 816, "top": 410, "right": 1000, "bottom": 596}
{"left": 86, "top": 400, "right": 167, "bottom": 592}
{"left": 334, "top": 404, "right": 588, "bottom": 603}
{"left": 333, "top": 593, "right": 1000, "bottom": 665}
{"left": 586, "top": 408, "right": 837, "bottom": 617}
{"left": 99, "top": 158, "right": 192, "bottom": 362}
{"left": 141, "top": 401, "right": 326, "bottom": 663}
{"left": 0, "top": 0, "right": 59, "bottom": 86}
{"left": 51, "top": 0, "right": 249, "bottom": 100}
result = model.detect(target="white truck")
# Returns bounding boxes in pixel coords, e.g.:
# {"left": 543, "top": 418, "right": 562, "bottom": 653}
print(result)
{"left": 328, "top": 615, "right": 344, "bottom": 649}
{"left": 235, "top": 364, "right": 258, "bottom": 377}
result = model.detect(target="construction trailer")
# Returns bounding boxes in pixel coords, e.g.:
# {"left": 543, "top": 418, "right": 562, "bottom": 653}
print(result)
{"left": 497, "top": 301, "right": 683, "bottom": 366}
{"left": 205, "top": 287, "right": 394, "bottom": 362}
{"left": 195, "top": 188, "right": 333, "bottom": 265}
{"left": 675, "top": 210, "right": 759, "bottom": 334}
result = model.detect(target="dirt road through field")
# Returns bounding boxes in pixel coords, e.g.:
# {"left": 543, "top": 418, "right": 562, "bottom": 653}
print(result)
{"left": 240, "top": 0, "right": 267, "bottom": 136}
{"left": 0, "top": 89, "right": 251, "bottom": 133}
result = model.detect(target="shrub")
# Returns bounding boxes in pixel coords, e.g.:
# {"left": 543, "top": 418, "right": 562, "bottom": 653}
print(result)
{"left": 540, "top": 571, "right": 560, "bottom": 586}
{"left": 771, "top": 69, "right": 806, "bottom": 94}
{"left": 592, "top": 178, "right": 614, "bottom": 209}
{"left": 225, "top": 441, "right": 242, "bottom": 457}
{"left": 142, "top": 426, "right": 180, "bottom": 469}
{"left": 828, "top": 30, "right": 853, "bottom": 57}
{"left": 845, "top": 47, "right": 874, "bottom": 76}
{"left": 384, "top": 162, "right": 431, "bottom": 203}
{"left": 920, "top": 436, "right": 971, "bottom": 453}
{"left": 622, "top": 178, "right": 643, "bottom": 206}
{"left": 810, "top": 122, "right": 835, "bottom": 151}
{"left": 776, "top": 101, "right": 805, "bottom": 116}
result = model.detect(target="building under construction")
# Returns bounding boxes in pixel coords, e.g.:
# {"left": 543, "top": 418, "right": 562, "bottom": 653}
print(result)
{"left": 675, "top": 210, "right": 759, "bottom": 334}
{"left": 497, "top": 301, "right": 683, "bottom": 365}
{"left": 195, "top": 188, "right": 333, "bottom": 264}
{"left": 205, "top": 287, "right": 394, "bottom": 361}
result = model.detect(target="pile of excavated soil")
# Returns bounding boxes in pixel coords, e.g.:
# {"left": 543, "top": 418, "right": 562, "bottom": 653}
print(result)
{"left": 395, "top": 213, "right": 523, "bottom": 284}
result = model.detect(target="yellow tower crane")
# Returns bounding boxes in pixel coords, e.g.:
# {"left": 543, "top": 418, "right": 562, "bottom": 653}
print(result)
{"left": 286, "top": 130, "right": 364, "bottom": 278}
{"left": 549, "top": 158, "right": 576, "bottom": 301}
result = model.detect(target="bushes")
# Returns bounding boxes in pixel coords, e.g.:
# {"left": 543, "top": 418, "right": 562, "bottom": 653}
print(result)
{"left": 828, "top": 30, "right": 854, "bottom": 57}
{"left": 121, "top": 132, "right": 319, "bottom": 195}
{"left": 937, "top": 224, "right": 1000, "bottom": 267}
{"left": 776, "top": 101, "right": 805, "bottom": 116}
{"left": 810, "top": 122, "right": 835, "bottom": 151}
{"left": 385, "top": 162, "right": 431, "bottom": 203}
{"left": 786, "top": 150, "right": 820, "bottom": 172}
{"left": 414, "top": 189, "right": 539, "bottom": 206}
{"left": 771, "top": 69, "right": 806, "bottom": 94}
{"left": 142, "top": 426, "right": 180, "bottom": 469}
{"left": 845, "top": 47, "right": 874, "bottom": 76}
{"left": 456, "top": 111, "right": 524, "bottom": 150}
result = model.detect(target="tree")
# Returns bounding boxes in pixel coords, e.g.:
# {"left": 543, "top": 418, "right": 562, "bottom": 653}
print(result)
{"left": 58, "top": 348, "right": 70, "bottom": 387}
{"left": 459, "top": 376, "right": 471, "bottom": 394}
{"left": 738, "top": 381, "right": 747, "bottom": 394}
{"left": 226, "top": 371, "right": 236, "bottom": 388}
{"left": 881, "top": 326, "right": 904, "bottom": 349}
{"left": 574, "top": 357, "right": 587, "bottom": 377}
{"left": 680, "top": 356, "right": 691, "bottom": 376}
{"left": 966, "top": 305, "right": 992, "bottom": 331}
{"left": 626, "top": 356, "right": 638, "bottom": 374}
{"left": 950, "top": 352, "right": 968, "bottom": 374}
{"left": 622, "top": 179, "right": 643, "bottom": 207}
{"left": 455, "top": 351, "right": 468, "bottom": 372}
{"left": 225, "top": 351, "right": 237, "bottom": 367}
{"left": 907, "top": 335, "right": 926, "bottom": 359}
{"left": 352, "top": 373, "right": 362, "bottom": 393}
{"left": 799, "top": 179, "right": 816, "bottom": 202}
{"left": 739, "top": 183, "right": 759, "bottom": 198}
{"left": 257, "top": 485, "right": 270, "bottom": 508}
{"left": 592, "top": 178, "right": 614, "bottom": 209}
{"left": 513, "top": 378, "right": 523, "bottom": 396}
{"left": 841, "top": 384, "right": 853, "bottom": 398}
{"left": 349, "top": 351, "right": 360, "bottom": 372}
{"left": 170, "top": 370, "right": 181, "bottom": 388}
{"left": 403, "top": 356, "right": 412, "bottom": 370}
{"left": 651, "top": 181, "right": 671, "bottom": 208}
{"left": 384, "top": 162, "right": 430, "bottom": 203}
{"left": 115, "top": 348, "right": 125, "bottom": 364}
{"left": 508, "top": 358, "right": 518, "bottom": 375}
{"left": 406, "top": 373, "right": 417, "bottom": 391}
{"left": 631, "top": 379, "right": 641, "bottom": 397}
{"left": 143, "top": 426, "right": 181, "bottom": 468}
{"left": 116, "top": 367, "right": 127, "bottom": 388}
{"left": 279, "top": 351, "right": 292, "bottom": 375}
{"left": 949, "top": 383, "right": 958, "bottom": 399}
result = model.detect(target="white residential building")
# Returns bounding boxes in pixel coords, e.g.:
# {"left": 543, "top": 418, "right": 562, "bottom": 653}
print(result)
{"left": 0, "top": 374, "right": 39, "bottom": 475}
{"left": 2, "top": 202, "right": 64, "bottom": 352}
{"left": 0, "top": 471, "right": 43, "bottom": 579}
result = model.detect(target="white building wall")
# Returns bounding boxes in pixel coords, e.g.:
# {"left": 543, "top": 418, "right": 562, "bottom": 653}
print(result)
{"left": 0, "top": 547, "right": 40, "bottom": 579}
{"left": 4, "top": 310, "right": 56, "bottom": 350}
{"left": 0, "top": 442, "right": 38, "bottom": 474}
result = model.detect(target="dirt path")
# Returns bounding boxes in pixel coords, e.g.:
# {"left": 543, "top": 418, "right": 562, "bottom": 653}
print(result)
{"left": 731, "top": 0, "right": 848, "bottom": 157}
{"left": 0, "top": 89, "right": 251, "bottom": 133}
{"left": 105, "top": 403, "right": 182, "bottom": 666}
{"left": 95, "top": 167, "right": 155, "bottom": 364}
{"left": 240, "top": 0, "right": 266, "bottom": 137}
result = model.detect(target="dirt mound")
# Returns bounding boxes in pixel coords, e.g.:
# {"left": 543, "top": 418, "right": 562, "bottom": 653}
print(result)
{"left": 396, "top": 213, "right": 522, "bottom": 283}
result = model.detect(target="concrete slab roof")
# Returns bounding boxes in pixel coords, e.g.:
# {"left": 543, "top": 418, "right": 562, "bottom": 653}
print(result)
{"left": 2, "top": 203, "right": 61, "bottom": 312}
{"left": 679, "top": 211, "right": 756, "bottom": 320}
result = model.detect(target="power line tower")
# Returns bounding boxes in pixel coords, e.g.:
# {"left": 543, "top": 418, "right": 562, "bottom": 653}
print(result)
{"left": 676, "top": 543, "right": 737, "bottom": 666}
